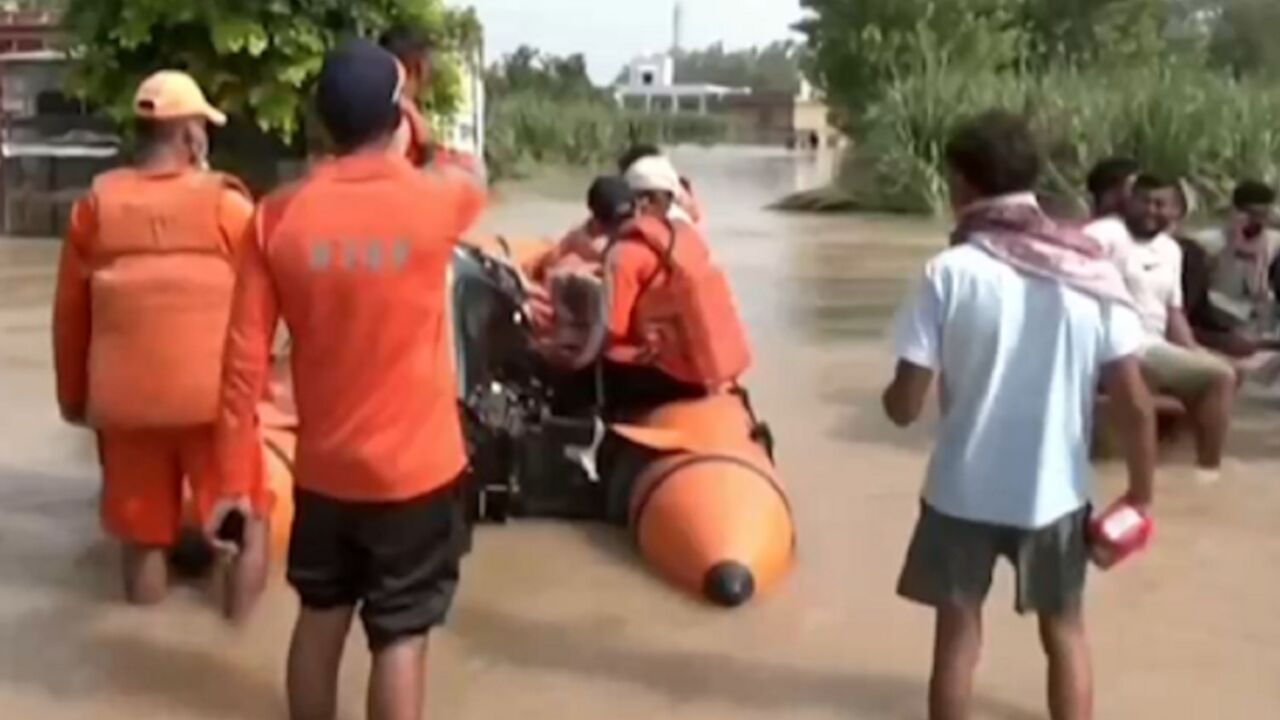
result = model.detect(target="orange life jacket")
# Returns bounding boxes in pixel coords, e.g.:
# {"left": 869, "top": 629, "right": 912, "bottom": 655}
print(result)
{"left": 610, "top": 216, "right": 752, "bottom": 387}
{"left": 84, "top": 169, "right": 246, "bottom": 429}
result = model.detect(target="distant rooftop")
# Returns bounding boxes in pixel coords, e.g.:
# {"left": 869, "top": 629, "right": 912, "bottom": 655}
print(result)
{"left": 616, "top": 51, "right": 749, "bottom": 99}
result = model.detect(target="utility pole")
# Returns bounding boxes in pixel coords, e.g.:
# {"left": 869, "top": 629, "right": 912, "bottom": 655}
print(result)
{"left": 672, "top": 0, "right": 685, "bottom": 54}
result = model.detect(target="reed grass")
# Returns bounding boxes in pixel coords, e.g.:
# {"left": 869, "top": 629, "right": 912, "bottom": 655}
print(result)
{"left": 829, "top": 65, "right": 1280, "bottom": 216}
{"left": 485, "top": 92, "right": 729, "bottom": 181}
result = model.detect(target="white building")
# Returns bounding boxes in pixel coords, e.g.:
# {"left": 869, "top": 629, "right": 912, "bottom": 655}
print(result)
{"left": 613, "top": 1, "right": 748, "bottom": 115}
{"left": 614, "top": 51, "right": 748, "bottom": 115}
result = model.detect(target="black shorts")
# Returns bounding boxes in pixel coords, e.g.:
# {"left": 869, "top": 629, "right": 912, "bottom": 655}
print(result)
{"left": 897, "top": 502, "right": 1090, "bottom": 617}
{"left": 287, "top": 482, "right": 467, "bottom": 651}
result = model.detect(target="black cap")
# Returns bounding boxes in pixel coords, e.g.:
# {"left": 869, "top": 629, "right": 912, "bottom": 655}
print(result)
{"left": 587, "top": 176, "right": 636, "bottom": 227}
{"left": 317, "top": 38, "right": 402, "bottom": 151}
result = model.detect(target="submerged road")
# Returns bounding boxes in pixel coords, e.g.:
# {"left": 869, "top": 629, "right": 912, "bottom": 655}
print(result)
{"left": 1, "top": 147, "right": 1277, "bottom": 718}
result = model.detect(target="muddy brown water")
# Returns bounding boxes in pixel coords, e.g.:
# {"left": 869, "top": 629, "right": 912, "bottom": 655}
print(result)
{"left": 1, "top": 147, "right": 1277, "bottom": 719}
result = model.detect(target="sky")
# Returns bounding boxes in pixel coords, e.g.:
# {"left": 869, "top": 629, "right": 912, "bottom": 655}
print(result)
{"left": 449, "top": 0, "right": 805, "bottom": 84}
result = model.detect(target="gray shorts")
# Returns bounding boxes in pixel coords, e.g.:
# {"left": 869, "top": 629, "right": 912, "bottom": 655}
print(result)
{"left": 1140, "top": 341, "right": 1234, "bottom": 396}
{"left": 897, "top": 503, "right": 1090, "bottom": 616}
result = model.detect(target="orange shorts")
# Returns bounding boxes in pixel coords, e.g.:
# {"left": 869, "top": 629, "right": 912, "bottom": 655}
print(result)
{"left": 97, "top": 427, "right": 268, "bottom": 546}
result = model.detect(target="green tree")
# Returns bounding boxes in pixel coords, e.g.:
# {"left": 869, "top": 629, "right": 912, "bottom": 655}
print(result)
{"left": 797, "top": 0, "right": 1194, "bottom": 124}
{"left": 1019, "top": 0, "right": 1183, "bottom": 68}
{"left": 62, "top": 0, "right": 481, "bottom": 143}
{"left": 4, "top": 0, "right": 65, "bottom": 9}
{"left": 786, "top": 0, "right": 1280, "bottom": 216}
{"left": 672, "top": 41, "right": 802, "bottom": 94}
{"left": 1202, "top": 0, "right": 1280, "bottom": 76}
{"left": 796, "top": 0, "right": 1029, "bottom": 122}
{"left": 486, "top": 45, "right": 602, "bottom": 102}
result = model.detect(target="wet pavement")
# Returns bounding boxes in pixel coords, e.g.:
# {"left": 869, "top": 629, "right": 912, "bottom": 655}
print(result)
{"left": 2, "top": 147, "right": 1278, "bottom": 718}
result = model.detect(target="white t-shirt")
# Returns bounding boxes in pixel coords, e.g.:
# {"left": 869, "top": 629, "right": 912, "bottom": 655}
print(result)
{"left": 893, "top": 244, "right": 1145, "bottom": 529}
{"left": 1085, "top": 217, "right": 1183, "bottom": 338}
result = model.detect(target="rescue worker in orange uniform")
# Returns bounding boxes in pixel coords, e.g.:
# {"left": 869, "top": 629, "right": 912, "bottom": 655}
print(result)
{"left": 381, "top": 24, "right": 481, "bottom": 177}
{"left": 52, "top": 71, "right": 269, "bottom": 616}
{"left": 532, "top": 146, "right": 711, "bottom": 285}
{"left": 381, "top": 25, "right": 434, "bottom": 169}
{"left": 529, "top": 175, "right": 638, "bottom": 285}
{"left": 617, "top": 144, "right": 704, "bottom": 227}
{"left": 529, "top": 177, "right": 637, "bottom": 413}
{"left": 208, "top": 41, "right": 485, "bottom": 720}
{"left": 597, "top": 156, "right": 752, "bottom": 416}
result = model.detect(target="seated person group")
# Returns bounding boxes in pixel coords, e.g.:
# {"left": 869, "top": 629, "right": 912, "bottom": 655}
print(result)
{"left": 1084, "top": 159, "right": 1280, "bottom": 481}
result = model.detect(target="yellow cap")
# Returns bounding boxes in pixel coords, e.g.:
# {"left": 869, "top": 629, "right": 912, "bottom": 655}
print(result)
{"left": 133, "top": 70, "right": 227, "bottom": 126}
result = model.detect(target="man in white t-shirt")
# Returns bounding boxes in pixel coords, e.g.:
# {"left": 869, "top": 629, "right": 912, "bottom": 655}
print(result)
{"left": 1085, "top": 175, "right": 1237, "bottom": 477}
{"left": 884, "top": 112, "right": 1156, "bottom": 720}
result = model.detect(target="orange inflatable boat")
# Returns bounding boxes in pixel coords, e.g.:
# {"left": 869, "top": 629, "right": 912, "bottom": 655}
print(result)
{"left": 618, "top": 394, "right": 790, "bottom": 606}
{"left": 452, "top": 244, "right": 796, "bottom": 606}
{"left": 257, "top": 352, "right": 298, "bottom": 556}
{"left": 259, "top": 427, "right": 295, "bottom": 555}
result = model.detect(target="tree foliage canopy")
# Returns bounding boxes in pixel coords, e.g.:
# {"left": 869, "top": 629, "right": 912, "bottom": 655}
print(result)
{"left": 485, "top": 45, "right": 603, "bottom": 103}
{"left": 799, "top": 0, "right": 1280, "bottom": 115}
{"left": 795, "top": 0, "right": 1280, "bottom": 214}
{"left": 1200, "top": 0, "right": 1280, "bottom": 76}
{"left": 796, "top": 0, "right": 1188, "bottom": 119}
{"left": 62, "top": 0, "right": 481, "bottom": 142}
{"left": 483, "top": 46, "right": 728, "bottom": 182}
{"left": 672, "top": 41, "right": 801, "bottom": 94}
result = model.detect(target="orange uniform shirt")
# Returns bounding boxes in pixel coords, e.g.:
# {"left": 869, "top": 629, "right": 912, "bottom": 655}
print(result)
{"left": 529, "top": 221, "right": 606, "bottom": 284}
{"left": 53, "top": 169, "right": 255, "bottom": 420}
{"left": 606, "top": 239, "right": 662, "bottom": 357}
{"left": 217, "top": 153, "right": 486, "bottom": 504}
{"left": 605, "top": 218, "right": 714, "bottom": 365}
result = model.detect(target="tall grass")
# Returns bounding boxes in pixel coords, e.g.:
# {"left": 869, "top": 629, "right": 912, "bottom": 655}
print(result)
{"left": 485, "top": 92, "right": 729, "bottom": 181}
{"left": 837, "top": 65, "right": 1280, "bottom": 215}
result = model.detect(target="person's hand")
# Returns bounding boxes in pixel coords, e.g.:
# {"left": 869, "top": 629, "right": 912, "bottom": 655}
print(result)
{"left": 1120, "top": 490, "right": 1153, "bottom": 516}
{"left": 524, "top": 283, "right": 555, "bottom": 331}
{"left": 205, "top": 496, "right": 253, "bottom": 557}
{"left": 534, "top": 338, "right": 571, "bottom": 368}
{"left": 1222, "top": 333, "right": 1260, "bottom": 358}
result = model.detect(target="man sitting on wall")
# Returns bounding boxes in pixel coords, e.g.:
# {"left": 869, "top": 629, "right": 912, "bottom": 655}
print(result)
{"left": 1087, "top": 175, "right": 1238, "bottom": 482}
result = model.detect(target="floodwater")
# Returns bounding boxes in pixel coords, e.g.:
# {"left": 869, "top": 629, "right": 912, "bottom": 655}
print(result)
{"left": 2, "top": 147, "right": 1278, "bottom": 719}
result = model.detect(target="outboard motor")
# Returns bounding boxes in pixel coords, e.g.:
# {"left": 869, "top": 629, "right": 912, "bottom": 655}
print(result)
{"left": 450, "top": 246, "right": 606, "bottom": 522}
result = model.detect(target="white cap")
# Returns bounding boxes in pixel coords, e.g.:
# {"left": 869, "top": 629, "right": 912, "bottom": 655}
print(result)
{"left": 624, "top": 155, "right": 683, "bottom": 196}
